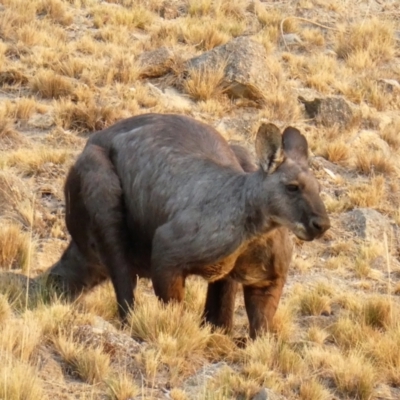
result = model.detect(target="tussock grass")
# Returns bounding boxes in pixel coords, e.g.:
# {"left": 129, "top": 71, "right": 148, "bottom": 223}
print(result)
{"left": 0, "top": 147, "right": 73, "bottom": 175}
{"left": 299, "top": 379, "right": 331, "bottom": 400}
{"left": 354, "top": 151, "right": 395, "bottom": 176}
{"left": 30, "top": 70, "right": 75, "bottom": 99}
{"left": 54, "top": 98, "right": 124, "bottom": 133}
{"left": 296, "top": 287, "right": 331, "bottom": 316}
{"left": 106, "top": 373, "right": 141, "bottom": 400}
{"left": 0, "top": 223, "right": 31, "bottom": 271}
{"left": 91, "top": 4, "right": 154, "bottom": 30}
{"left": 381, "top": 118, "right": 400, "bottom": 150}
{"left": 348, "top": 176, "right": 386, "bottom": 209}
{"left": 362, "top": 296, "right": 393, "bottom": 330}
{"left": 0, "top": 357, "right": 45, "bottom": 400}
{"left": 0, "top": 294, "right": 12, "bottom": 324}
{"left": 128, "top": 299, "right": 210, "bottom": 360}
{"left": 37, "top": 0, "right": 74, "bottom": 26}
{"left": 183, "top": 62, "right": 226, "bottom": 101}
{"left": 180, "top": 18, "right": 231, "bottom": 51}
{"left": 322, "top": 140, "right": 349, "bottom": 163}
{"left": 306, "top": 348, "right": 377, "bottom": 400}
{"left": 336, "top": 18, "right": 395, "bottom": 66}
{"left": 0, "top": 314, "right": 43, "bottom": 362}
{"left": 54, "top": 334, "right": 111, "bottom": 384}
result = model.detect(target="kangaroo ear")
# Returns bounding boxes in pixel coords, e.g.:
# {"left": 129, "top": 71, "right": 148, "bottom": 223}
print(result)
{"left": 255, "top": 123, "right": 282, "bottom": 172}
{"left": 282, "top": 127, "right": 308, "bottom": 161}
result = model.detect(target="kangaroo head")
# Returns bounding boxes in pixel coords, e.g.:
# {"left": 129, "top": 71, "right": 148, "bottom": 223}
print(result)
{"left": 255, "top": 123, "right": 330, "bottom": 241}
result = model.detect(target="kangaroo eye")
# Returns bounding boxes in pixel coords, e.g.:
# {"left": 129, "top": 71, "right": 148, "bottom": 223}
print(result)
{"left": 286, "top": 184, "right": 299, "bottom": 192}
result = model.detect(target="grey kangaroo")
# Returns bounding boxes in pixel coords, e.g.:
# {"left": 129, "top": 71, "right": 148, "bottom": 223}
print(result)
{"left": 47, "top": 113, "right": 330, "bottom": 339}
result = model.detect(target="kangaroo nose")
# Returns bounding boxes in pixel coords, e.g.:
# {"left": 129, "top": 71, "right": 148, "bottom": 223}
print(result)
{"left": 311, "top": 216, "right": 330, "bottom": 234}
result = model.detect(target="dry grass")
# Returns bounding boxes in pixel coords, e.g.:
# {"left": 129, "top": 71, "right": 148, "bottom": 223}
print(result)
{"left": 348, "top": 175, "right": 386, "bottom": 209}
{"left": 30, "top": 70, "right": 75, "bottom": 99}
{"left": 354, "top": 151, "right": 395, "bottom": 176}
{"left": 0, "top": 357, "right": 45, "bottom": 400}
{"left": 336, "top": 18, "right": 395, "bottom": 66}
{"left": 106, "top": 373, "right": 141, "bottom": 400}
{"left": 381, "top": 118, "right": 400, "bottom": 150}
{"left": 54, "top": 98, "right": 124, "bottom": 133}
{"left": 53, "top": 333, "right": 111, "bottom": 384}
{"left": 183, "top": 62, "right": 226, "bottom": 101}
{"left": 0, "top": 0, "right": 399, "bottom": 398}
{"left": 0, "top": 223, "right": 32, "bottom": 271}
{"left": 0, "top": 147, "right": 73, "bottom": 175}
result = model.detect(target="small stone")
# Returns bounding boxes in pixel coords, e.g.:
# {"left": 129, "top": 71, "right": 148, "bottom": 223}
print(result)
{"left": 252, "top": 388, "right": 268, "bottom": 400}
{"left": 378, "top": 79, "right": 400, "bottom": 93}
{"left": 299, "top": 96, "right": 354, "bottom": 130}
{"left": 282, "top": 33, "right": 303, "bottom": 45}
{"left": 138, "top": 47, "right": 175, "bottom": 78}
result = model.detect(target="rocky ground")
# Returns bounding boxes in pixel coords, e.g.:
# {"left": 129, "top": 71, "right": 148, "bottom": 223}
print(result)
{"left": 0, "top": 0, "right": 400, "bottom": 399}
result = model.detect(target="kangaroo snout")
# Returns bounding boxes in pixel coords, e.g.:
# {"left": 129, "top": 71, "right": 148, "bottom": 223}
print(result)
{"left": 309, "top": 215, "right": 330, "bottom": 238}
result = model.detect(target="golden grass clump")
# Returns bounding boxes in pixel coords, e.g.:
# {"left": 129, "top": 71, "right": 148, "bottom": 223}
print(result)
{"left": 299, "top": 379, "right": 331, "bottom": 400}
{"left": 37, "top": 0, "right": 74, "bottom": 26}
{"left": 106, "top": 373, "right": 141, "bottom": 400}
{"left": 348, "top": 175, "right": 386, "bottom": 209}
{"left": 0, "top": 294, "right": 12, "bottom": 324}
{"left": 30, "top": 70, "right": 75, "bottom": 99}
{"left": 0, "top": 223, "right": 31, "bottom": 271}
{"left": 363, "top": 326, "right": 400, "bottom": 385}
{"left": 183, "top": 62, "right": 226, "bottom": 101}
{"left": 362, "top": 296, "right": 393, "bottom": 330}
{"left": 54, "top": 98, "right": 124, "bottom": 133}
{"left": 128, "top": 299, "right": 210, "bottom": 360}
{"left": 354, "top": 151, "right": 395, "bottom": 176}
{"left": 179, "top": 17, "right": 231, "bottom": 51}
{"left": 0, "top": 314, "right": 43, "bottom": 362}
{"left": 54, "top": 334, "right": 111, "bottom": 384}
{"left": 91, "top": 4, "right": 154, "bottom": 30}
{"left": 0, "top": 120, "right": 24, "bottom": 151}
{"left": 381, "top": 118, "right": 400, "bottom": 150}
{"left": 0, "top": 358, "right": 45, "bottom": 400}
{"left": 0, "top": 147, "right": 73, "bottom": 175}
{"left": 322, "top": 140, "right": 349, "bottom": 163}
{"left": 296, "top": 287, "right": 331, "bottom": 316}
{"left": 336, "top": 18, "right": 395, "bottom": 66}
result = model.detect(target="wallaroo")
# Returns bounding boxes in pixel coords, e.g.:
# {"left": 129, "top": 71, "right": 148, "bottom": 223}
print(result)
{"left": 47, "top": 113, "right": 330, "bottom": 339}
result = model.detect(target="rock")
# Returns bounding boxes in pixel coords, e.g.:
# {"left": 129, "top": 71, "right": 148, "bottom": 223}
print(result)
{"left": 185, "top": 37, "right": 270, "bottom": 101}
{"left": 159, "top": 0, "right": 186, "bottom": 19}
{"left": 214, "top": 110, "right": 261, "bottom": 142}
{"left": 182, "top": 362, "right": 229, "bottom": 399}
{"left": 378, "top": 79, "right": 400, "bottom": 93}
{"left": 252, "top": 388, "right": 268, "bottom": 400}
{"left": 340, "top": 208, "right": 392, "bottom": 241}
{"left": 145, "top": 83, "right": 194, "bottom": 112}
{"left": 299, "top": 96, "right": 354, "bottom": 130}
{"left": 351, "top": 130, "right": 391, "bottom": 157}
{"left": 281, "top": 33, "right": 303, "bottom": 45}
{"left": 138, "top": 47, "right": 175, "bottom": 78}
{"left": 27, "top": 112, "right": 55, "bottom": 129}
{"left": 251, "top": 387, "right": 287, "bottom": 400}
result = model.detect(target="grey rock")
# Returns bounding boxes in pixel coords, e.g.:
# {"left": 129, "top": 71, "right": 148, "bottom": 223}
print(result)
{"left": 378, "top": 79, "right": 400, "bottom": 93}
{"left": 185, "top": 37, "right": 270, "bottom": 101}
{"left": 214, "top": 110, "right": 261, "bottom": 142}
{"left": 138, "top": 47, "right": 175, "bottom": 78}
{"left": 299, "top": 96, "right": 354, "bottom": 130}
{"left": 341, "top": 208, "right": 392, "bottom": 241}
{"left": 252, "top": 387, "right": 268, "bottom": 400}
{"left": 182, "top": 362, "right": 229, "bottom": 399}
{"left": 282, "top": 33, "right": 303, "bottom": 45}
